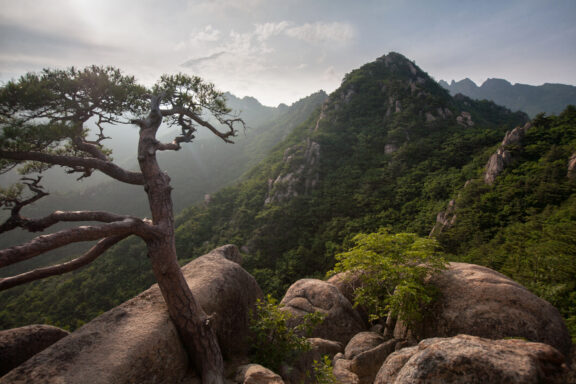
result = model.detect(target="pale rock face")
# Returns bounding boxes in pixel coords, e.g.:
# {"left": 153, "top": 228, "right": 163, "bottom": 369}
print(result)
{"left": 568, "top": 152, "right": 576, "bottom": 178}
{"left": 374, "top": 335, "right": 567, "bottom": 384}
{"left": 429, "top": 199, "right": 457, "bottom": 236}
{"left": 394, "top": 262, "right": 572, "bottom": 356}
{"left": 235, "top": 364, "right": 284, "bottom": 384}
{"left": 334, "top": 332, "right": 397, "bottom": 384}
{"left": 0, "top": 325, "right": 69, "bottom": 376}
{"left": 456, "top": 111, "right": 474, "bottom": 127}
{"left": 326, "top": 271, "right": 369, "bottom": 324}
{"left": 484, "top": 122, "right": 531, "bottom": 184}
{"left": 279, "top": 279, "right": 366, "bottom": 345}
{"left": 0, "top": 245, "right": 262, "bottom": 384}
{"left": 264, "top": 139, "right": 320, "bottom": 205}
{"left": 384, "top": 143, "right": 398, "bottom": 154}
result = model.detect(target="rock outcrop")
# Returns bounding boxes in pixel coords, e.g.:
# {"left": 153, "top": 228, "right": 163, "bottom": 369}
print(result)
{"left": 235, "top": 364, "right": 285, "bottom": 384}
{"left": 0, "top": 325, "right": 69, "bottom": 376}
{"left": 484, "top": 122, "right": 531, "bottom": 184}
{"left": 568, "top": 152, "right": 576, "bottom": 178}
{"left": 333, "top": 332, "right": 397, "bottom": 384}
{"left": 265, "top": 138, "right": 320, "bottom": 205}
{"left": 429, "top": 199, "right": 457, "bottom": 236}
{"left": 280, "top": 279, "right": 365, "bottom": 345}
{"left": 182, "top": 245, "right": 263, "bottom": 357}
{"left": 374, "top": 334, "right": 567, "bottom": 384}
{"left": 395, "top": 262, "right": 572, "bottom": 356}
{"left": 0, "top": 245, "right": 262, "bottom": 384}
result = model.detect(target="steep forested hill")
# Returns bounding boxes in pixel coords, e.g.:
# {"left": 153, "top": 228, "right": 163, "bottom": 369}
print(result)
{"left": 1, "top": 53, "right": 574, "bottom": 341}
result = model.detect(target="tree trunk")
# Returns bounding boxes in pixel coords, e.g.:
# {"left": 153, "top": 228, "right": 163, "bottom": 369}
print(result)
{"left": 137, "top": 97, "right": 224, "bottom": 384}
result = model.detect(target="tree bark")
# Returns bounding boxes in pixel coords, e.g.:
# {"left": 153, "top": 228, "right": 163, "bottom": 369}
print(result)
{"left": 137, "top": 96, "right": 224, "bottom": 384}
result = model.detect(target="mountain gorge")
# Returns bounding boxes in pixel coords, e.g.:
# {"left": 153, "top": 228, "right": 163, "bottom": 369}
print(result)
{"left": 1, "top": 52, "right": 574, "bottom": 348}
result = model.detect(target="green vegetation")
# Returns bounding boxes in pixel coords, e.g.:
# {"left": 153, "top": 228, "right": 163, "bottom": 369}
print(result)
{"left": 439, "top": 106, "right": 576, "bottom": 340}
{"left": 248, "top": 295, "right": 324, "bottom": 372}
{"left": 1, "top": 54, "right": 574, "bottom": 346}
{"left": 312, "top": 355, "right": 339, "bottom": 384}
{"left": 329, "top": 229, "right": 446, "bottom": 326}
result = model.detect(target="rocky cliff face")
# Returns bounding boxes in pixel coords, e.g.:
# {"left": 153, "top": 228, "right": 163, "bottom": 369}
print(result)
{"left": 265, "top": 138, "right": 321, "bottom": 205}
{"left": 569, "top": 152, "right": 576, "bottom": 178}
{"left": 484, "top": 122, "right": 531, "bottom": 184}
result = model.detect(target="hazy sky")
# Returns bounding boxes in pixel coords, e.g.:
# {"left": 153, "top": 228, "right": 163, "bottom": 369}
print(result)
{"left": 1, "top": 0, "right": 575, "bottom": 106}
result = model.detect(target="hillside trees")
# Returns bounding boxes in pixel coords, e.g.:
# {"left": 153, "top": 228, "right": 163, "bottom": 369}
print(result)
{"left": 0, "top": 66, "right": 244, "bottom": 383}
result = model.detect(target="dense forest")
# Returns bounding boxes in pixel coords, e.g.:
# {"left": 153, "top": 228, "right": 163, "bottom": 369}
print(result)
{"left": 1, "top": 53, "right": 574, "bottom": 341}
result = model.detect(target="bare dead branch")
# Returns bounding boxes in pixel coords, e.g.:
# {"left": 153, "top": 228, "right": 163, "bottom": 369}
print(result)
{"left": 0, "top": 218, "right": 157, "bottom": 268}
{"left": 0, "top": 150, "right": 144, "bottom": 185}
{"left": 0, "top": 234, "right": 129, "bottom": 291}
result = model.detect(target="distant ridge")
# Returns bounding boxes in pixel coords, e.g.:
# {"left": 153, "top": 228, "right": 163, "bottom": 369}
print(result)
{"left": 439, "top": 78, "right": 576, "bottom": 117}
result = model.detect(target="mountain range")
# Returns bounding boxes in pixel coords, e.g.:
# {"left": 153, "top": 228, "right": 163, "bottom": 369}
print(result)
{"left": 439, "top": 78, "right": 576, "bottom": 118}
{"left": 1, "top": 53, "right": 574, "bottom": 344}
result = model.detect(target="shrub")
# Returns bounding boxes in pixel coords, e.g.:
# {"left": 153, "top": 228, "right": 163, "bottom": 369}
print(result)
{"left": 249, "top": 294, "right": 324, "bottom": 372}
{"left": 328, "top": 229, "right": 446, "bottom": 329}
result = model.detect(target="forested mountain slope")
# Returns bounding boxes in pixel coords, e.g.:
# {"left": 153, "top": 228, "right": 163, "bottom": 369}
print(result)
{"left": 2, "top": 53, "right": 574, "bottom": 341}
{"left": 172, "top": 52, "right": 530, "bottom": 295}
{"left": 0, "top": 92, "right": 326, "bottom": 329}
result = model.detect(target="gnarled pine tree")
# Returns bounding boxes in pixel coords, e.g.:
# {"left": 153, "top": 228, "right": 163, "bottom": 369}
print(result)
{"left": 0, "top": 66, "right": 244, "bottom": 383}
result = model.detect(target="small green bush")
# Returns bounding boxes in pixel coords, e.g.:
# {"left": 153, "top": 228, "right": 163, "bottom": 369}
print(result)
{"left": 313, "top": 355, "right": 340, "bottom": 384}
{"left": 249, "top": 294, "right": 324, "bottom": 372}
{"left": 329, "top": 228, "right": 446, "bottom": 329}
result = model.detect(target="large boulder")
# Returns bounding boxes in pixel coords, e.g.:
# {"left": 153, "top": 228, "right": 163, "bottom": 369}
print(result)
{"left": 182, "top": 244, "right": 263, "bottom": 357}
{"left": 326, "top": 271, "right": 369, "bottom": 324}
{"left": 235, "top": 364, "right": 285, "bottom": 384}
{"left": 374, "top": 334, "right": 567, "bottom": 383}
{"left": 0, "top": 324, "right": 69, "bottom": 376}
{"left": 280, "top": 279, "right": 365, "bottom": 345}
{"left": 0, "top": 245, "right": 262, "bottom": 384}
{"left": 395, "top": 262, "right": 572, "bottom": 355}
{"left": 333, "top": 332, "right": 397, "bottom": 384}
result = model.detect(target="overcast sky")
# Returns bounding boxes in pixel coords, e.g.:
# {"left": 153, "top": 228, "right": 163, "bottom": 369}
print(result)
{"left": 1, "top": 0, "right": 575, "bottom": 106}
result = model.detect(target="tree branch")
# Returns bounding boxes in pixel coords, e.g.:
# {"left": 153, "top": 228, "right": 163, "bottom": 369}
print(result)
{"left": 0, "top": 234, "right": 129, "bottom": 291}
{"left": 0, "top": 176, "right": 49, "bottom": 233}
{"left": 72, "top": 136, "right": 108, "bottom": 161}
{"left": 161, "top": 107, "right": 237, "bottom": 144}
{"left": 1, "top": 210, "right": 138, "bottom": 234}
{"left": 0, "top": 150, "right": 144, "bottom": 185}
{"left": 0, "top": 218, "right": 156, "bottom": 268}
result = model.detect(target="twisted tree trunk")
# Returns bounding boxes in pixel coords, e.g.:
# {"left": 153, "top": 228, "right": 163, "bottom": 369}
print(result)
{"left": 136, "top": 96, "right": 224, "bottom": 384}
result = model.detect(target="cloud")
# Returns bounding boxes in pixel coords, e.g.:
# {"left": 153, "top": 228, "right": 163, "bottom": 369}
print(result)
{"left": 284, "top": 22, "right": 356, "bottom": 45}
{"left": 181, "top": 51, "right": 227, "bottom": 68}
{"left": 254, "top": 21, "right": 290, "bottom": 42}
{"left": 194, "top": 25, "right": 222, "bottom": 42}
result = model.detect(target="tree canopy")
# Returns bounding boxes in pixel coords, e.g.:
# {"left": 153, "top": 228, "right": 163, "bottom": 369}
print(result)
{"left": 0, "top": 65, "right": 245, "bottom": 383}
